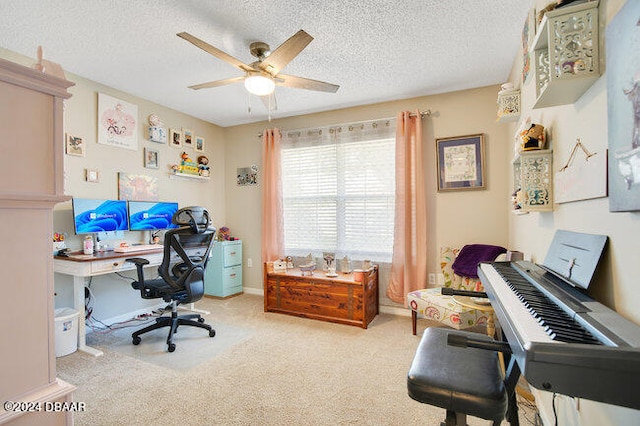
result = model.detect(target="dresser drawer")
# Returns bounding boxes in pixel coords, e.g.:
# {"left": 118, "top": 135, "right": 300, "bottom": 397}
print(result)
{"left": 223, "top": 243, "right": 242, "bottom": 267}
{"left": 91, "top": 258, "right": 130, "bottom": 274}
{"left": 222, "top": 265, "right": 242, "bottom": 288}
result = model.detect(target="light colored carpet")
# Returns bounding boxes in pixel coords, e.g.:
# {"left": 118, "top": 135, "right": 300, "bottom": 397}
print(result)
{"left": 56, "top": 294, "right": 538, "bottom": 425}
{"left": 85, "top": 318, "right": 253, "bottom": 371}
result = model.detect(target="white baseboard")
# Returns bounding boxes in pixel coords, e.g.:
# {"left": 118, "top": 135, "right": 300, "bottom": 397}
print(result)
{"left": 97, "top": 302, "right": 164, "bottom": 327}
{"left": 243, "top": 287, "right": 264, "bottom": 296}
{"left": 379, "top": 305, "right": 412, "bottom": 317}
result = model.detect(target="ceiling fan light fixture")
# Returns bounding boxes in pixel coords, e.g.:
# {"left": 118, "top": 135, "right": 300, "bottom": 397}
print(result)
{"left": 244, "top": 74, "right": 275, "bottom": 96}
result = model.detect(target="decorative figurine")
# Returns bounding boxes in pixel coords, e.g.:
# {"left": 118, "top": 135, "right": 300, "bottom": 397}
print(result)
{"left": 198, "top": 155, "right": 210, "bottom": 177}
{"left": 520, "top": 123, "right": 546, "bottom": 151}
{"left": 148, "top": 114, "right": 167, "bottom": 143}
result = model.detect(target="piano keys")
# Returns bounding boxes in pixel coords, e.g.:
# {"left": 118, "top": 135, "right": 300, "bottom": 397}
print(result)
{"left": 477, "top": 230, "right": 640, "bottom": 410}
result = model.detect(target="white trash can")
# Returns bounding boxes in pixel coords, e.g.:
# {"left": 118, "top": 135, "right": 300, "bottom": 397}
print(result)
{"left": 54, "top": 307, "right": 79, "bottom": 357}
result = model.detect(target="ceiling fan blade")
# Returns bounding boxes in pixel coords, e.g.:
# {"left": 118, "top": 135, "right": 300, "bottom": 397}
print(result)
{"left": 177, "top": 32, "right": 254, "bottom": 73}
{"left": 260, "top": 92, "right": 277, "bottom": 111}
{"left": 258, "top": 30, "right": 313, "bottom": 76}
{"left": 188, "top": 76, "right": 245, "bottom": 90}
{"left": 276, "top": 74, "right": 339, "bottom": 93}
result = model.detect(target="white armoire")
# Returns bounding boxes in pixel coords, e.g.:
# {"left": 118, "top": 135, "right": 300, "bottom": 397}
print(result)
{"left": 0, "top": 57, "right": 76, "bottom": 425}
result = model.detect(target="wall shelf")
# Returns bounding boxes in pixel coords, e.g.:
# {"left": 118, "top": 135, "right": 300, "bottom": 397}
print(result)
{"left": 169, "top": 172, "right": 210, "bottom": 181}
{"left": 531, "top": 1, "right": 600, "bottom": 109}
{"left": 513, "top": 149, "right": 554, "bottom": 212}
{"left": 497, "top": 89, "right": 521, "bottom": 122}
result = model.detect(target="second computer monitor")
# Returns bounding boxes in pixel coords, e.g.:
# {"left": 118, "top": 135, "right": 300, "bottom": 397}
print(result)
{"left": 128, "top": 201, "right": 179, "bottom": 231}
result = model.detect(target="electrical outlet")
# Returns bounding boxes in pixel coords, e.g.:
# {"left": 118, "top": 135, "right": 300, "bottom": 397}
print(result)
{"left": 247, "top": 258, "right": 253, "bottom": 268}
{"left": 428, "top": 273, "right": 435, "bottom": 285}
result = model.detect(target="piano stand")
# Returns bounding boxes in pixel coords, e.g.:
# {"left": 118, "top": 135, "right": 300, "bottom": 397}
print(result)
{"left": 408, "top": 327, "right": 520, "bottom": 426}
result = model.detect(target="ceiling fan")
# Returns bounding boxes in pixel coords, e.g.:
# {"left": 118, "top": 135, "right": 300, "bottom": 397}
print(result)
{"left": 177, "top": 29, "right": 339, "bottom": 111}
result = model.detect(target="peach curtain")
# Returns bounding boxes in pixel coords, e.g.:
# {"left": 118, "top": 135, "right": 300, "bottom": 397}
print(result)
{"left": 261, "top": 128, "right": 284, "bottom": 264}
{"left": 386, "top": 111, "right": 427, "bottom": 304}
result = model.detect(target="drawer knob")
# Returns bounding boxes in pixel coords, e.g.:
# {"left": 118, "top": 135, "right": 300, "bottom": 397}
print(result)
{"left": 229, "top": 273, "right": 237, "bottom": 278}
{"left": 113, "top": 262, "right": 119, "bottom": 267}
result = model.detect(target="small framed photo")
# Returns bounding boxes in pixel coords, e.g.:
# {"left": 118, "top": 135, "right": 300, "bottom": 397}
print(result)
{"left": 65, "top": 134, "right": 85, "bottom": 156}
{"left": 144, "top": 147, "right": 159, "bottom": 169}
{"left": 85, "top": 168, "right": 100, "bottom": 183}
{"left": 183, "top": 128, "right": 193, "bottom": 148}
{"left": 436, "top": 134, "right": 485, "bottom": 191}
{"left": 169, "top": 128, "right": 182, "bottom": 148}
{"left": 195, "top": 135, "right": 205, "bottom": 152}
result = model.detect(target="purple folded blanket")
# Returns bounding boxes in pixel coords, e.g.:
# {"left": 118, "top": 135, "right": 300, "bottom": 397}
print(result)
{"left": 451, "top": 244, "right": 507, "bottom": 279}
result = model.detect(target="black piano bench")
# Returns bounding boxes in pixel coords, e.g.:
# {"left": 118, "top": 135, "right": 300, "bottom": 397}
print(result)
{"left": 407, "top": 327, "right": 509, "bottom": 426}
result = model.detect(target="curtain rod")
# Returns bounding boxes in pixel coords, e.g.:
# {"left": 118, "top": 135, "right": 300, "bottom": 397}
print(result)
{"left": 257, "top": 109, "right": 431, "bottom": 139}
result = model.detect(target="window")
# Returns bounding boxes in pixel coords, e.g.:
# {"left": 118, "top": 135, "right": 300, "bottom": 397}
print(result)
{"left": 281, "top": 121, "right": 396, "bottom": 262}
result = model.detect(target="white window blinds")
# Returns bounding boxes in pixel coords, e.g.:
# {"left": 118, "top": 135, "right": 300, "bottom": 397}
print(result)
{"left": 281, "top": 120, "right": 396, "bottom": 262}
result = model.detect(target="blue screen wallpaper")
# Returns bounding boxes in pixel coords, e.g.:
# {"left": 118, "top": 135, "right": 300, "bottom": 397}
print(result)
{"left": 128, "top": 201, "right": 178, "bottom": 230}
{"left": 73, "top": 199, "right": 129, "bottom": 233}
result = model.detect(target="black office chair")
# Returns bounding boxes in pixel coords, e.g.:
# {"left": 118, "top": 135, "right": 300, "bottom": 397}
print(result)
{"left": 126, "top": 206, "right": 216, "bottom": 352}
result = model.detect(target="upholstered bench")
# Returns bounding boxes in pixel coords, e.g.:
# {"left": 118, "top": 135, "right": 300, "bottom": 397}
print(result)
{"left": 408, "top": 246, "right": 519, "bottom": 335}
{"left": 408, "top": 247, "right": 488, "bottom": 334}
{"left": 407, "top": 327, "right": 508, "bottom": 425}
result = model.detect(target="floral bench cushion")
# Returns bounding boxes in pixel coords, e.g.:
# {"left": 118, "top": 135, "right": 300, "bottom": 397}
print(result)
{"left": 408, "top": 247, "right": 485, "bottom": 330}
{"left": 408, "top": 288, "right": 488, "bottom": 329}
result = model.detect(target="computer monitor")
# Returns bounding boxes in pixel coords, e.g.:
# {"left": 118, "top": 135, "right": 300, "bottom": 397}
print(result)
{"left": 128, "top": 201, "right": 179, "bottom": 231}
{"left": 72, "top": 198, "right": 129, "bottom": 234}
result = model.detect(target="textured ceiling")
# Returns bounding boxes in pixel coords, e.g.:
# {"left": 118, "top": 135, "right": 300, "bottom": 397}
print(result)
{"left": 0, "top": 0, "right": 531, "bottom": 127}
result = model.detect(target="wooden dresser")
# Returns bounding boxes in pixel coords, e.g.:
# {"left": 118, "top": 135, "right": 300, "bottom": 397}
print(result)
{"left": 264, "top": 263, "right": 378, "bottom": 328}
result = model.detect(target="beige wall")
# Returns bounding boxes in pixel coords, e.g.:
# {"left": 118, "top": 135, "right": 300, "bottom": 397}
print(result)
{"left": 507, "top": 1, "right": 640, "bottom": 424}
{"left": 508, "top": 0, "right": 638, "bottom": 324}
{"left": 0, "top": 47, "right": 226, "bottom": 320}
{"left": 224, "top": 85, "right": 512, "bottom": 305}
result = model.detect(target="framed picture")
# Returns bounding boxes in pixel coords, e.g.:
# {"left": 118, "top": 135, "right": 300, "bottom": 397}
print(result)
{"left": 606, "top": 0, "right": 640, "bottom": 211}
{"left": 169, "top": 128, "right": 182, "bottom": 148}
{"left": 65, "top": 134, "right": 85, "bottom": 156}
{"left": 85, "top": 168, "right": 100, "bottom": 183}
{"left": 144, "top": 147, "right": 159, "bottom": 169}
{"left": 183, "top": 128, "right": 193, "bottom": 148}
{"left": 195, "top": 135, "right": 205, "bottom": 152}
{"left": 97, "top": 93, "right": 138, "bottom": 151}
{"left": 436, "top": 134, "right": 485, "bottom": 191}
{"left": 118, "top": 173, "right": 159, "bottom": 201}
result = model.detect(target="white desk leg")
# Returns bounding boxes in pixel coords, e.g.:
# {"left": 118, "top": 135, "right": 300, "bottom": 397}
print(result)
{"left": 178, "top": 302, "right": 210, "bottom": 315}
{"left": 73, "top": 276, "right": 103, "bottom": 357}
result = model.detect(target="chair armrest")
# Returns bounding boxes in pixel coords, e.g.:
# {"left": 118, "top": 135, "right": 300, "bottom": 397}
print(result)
{"left": 125, "top": 257, "right": 150, "bottom": 267}
{"left": 126, "top": 257, "right": 151, "bottom": 291}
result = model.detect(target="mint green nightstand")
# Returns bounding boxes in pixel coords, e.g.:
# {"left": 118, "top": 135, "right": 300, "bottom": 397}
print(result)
{"left": 204, "top": 240, "right": 242, "bottom": 298}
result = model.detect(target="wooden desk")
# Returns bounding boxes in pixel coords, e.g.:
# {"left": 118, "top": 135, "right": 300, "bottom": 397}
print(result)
{"left": 54, "top": 246, "right": 208, "bottom": 356}
{"left": 264, "top": 263, "right": 378, "bottom": 328}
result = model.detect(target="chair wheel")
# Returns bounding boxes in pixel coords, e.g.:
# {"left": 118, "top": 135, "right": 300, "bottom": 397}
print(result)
{"left": 132, "top": 336, "right": 141, "bottom": 345}
{"left": 168, "top": 343, "right": 176, "bottom": 352}
{"left": 209, "top": 329, "right": 216, "bottom": 338}
{"left": 197, "top": 317, "right": 205, "bottom": 323}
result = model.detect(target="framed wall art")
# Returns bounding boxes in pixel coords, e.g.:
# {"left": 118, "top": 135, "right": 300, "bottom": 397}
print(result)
{"left": 607, "top": 0, "right": 640, "bottom": 211}
{"left": 118, "top": 173, "right": 159, "bottom": 201}
{"left": 183, "top": 128, "right": 193, "bottom": 148}
{"left": 97, "top": 93, "right": 138, "bottom": 150}
{"left": 170, "top": 128, "right": 182, "bottom": 148}
{"left": 65, "top": 134, "right": 85, "bottom": 156}
{"left": 195, "top": 135, "right": 205, "bottom": 152}
{"left": 436, "top": 134, "right": 485, "bottom": 191}
{"left": 144, "top": 147, "right": 159, "bottom": 169}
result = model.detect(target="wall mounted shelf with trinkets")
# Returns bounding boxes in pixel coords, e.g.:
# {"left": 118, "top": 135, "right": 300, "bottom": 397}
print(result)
{"left": 531, "top": 1, "right": 600, "bottom": 109}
